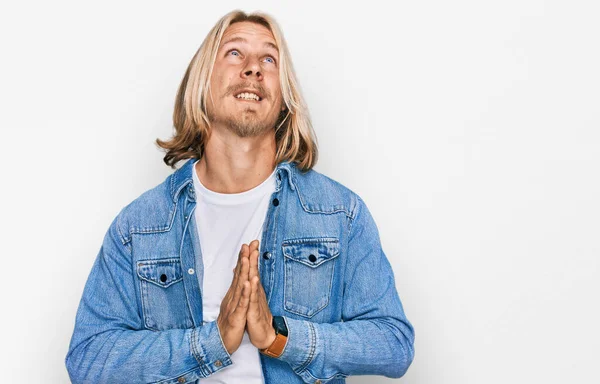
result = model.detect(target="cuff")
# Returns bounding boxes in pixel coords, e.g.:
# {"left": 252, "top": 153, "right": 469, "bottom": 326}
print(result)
{"left": 276, "top": 316, "right": 316, "bottom": 373}
{"left": 190, "top": 321, "right": 232, "bottom": 377}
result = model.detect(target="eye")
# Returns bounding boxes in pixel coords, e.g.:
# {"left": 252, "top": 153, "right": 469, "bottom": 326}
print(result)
{"left": 228, "top": 49, "right": 240, "bottom": 57}
{"left": 264, "top": 56, "right": 276, "bottom": 64}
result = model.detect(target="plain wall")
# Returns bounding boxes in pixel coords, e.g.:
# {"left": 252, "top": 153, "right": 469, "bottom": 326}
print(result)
{"left": 1, "top": 0, "right": 598, "bottom": 382}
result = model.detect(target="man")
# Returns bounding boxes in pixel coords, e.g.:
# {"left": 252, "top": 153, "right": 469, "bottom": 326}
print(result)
{"left": 66, "top": 9, "right": 415, "bottom": 384}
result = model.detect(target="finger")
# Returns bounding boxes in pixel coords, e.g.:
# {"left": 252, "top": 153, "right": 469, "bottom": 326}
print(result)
{"left": 250, "top": 239, "right": 260, "bottom": 252}
{"left": 230, "top": 245, "right": 248, "bottom": 304}
{"left": 231, "top": 257, "right": 249, "bottom": 307}
{"left": 257, "top": 277, "right": 269, "bottom": 305}
{"left": 234, "top": 281, "right": 251, "bottom": 315}
{"left": 231, "top": 244, "right": 249, "bottom": 295}
{"left": 248, "top": 247, "right": 259, "bottom": 280}
{"left": 237, "top": 254, "right": 250, "bottom": 293}
{"left": 247, "top": 277, "right": 259, "bottom": 320}
{"left": 249, "top": 276, "right": 259, "bottom": 305}
{"left": 233, "top": 244, "right": 248, "bottom": 280}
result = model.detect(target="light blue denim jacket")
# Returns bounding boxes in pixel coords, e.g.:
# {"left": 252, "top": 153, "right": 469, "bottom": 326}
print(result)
{"left": 65, "top": 158, "right": 415, "bottom": 384}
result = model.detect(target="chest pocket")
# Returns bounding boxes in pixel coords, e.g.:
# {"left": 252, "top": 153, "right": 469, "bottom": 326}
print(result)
{"left": 282, "top": 238, "right": 340, "bottom": 318}
{"left": 136, "top": 258, "right": 193, "bottom": 331}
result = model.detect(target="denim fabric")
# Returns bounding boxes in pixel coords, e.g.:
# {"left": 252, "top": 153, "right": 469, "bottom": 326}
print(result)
{"left": 65, "top": 158, "right": 415, "bottom": 384}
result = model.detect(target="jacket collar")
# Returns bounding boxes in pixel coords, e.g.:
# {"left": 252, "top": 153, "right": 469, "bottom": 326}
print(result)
{"left": 169, "top": 157, "right": 298, "bottom": 202}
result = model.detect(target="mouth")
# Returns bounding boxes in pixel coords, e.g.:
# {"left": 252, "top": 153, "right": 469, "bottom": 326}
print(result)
{"left": 233, "top": 90, "right": 263, "bottom": 102}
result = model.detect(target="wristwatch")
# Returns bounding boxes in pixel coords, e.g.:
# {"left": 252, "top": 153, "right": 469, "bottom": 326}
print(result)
{"left": 259, "top": 316, "right": 288, "bottom": 358}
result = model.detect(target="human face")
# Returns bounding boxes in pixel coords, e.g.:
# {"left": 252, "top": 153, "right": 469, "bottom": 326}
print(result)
{"left": 206, "top": 21, "right": 284, "bottom": 138}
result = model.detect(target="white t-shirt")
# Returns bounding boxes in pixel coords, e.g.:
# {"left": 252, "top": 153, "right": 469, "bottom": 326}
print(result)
{"left": 192, "top": 159, "right": 277, "bottom": 383}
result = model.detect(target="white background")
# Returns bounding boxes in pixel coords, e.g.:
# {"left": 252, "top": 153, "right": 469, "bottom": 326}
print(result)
{"left": 1, "top": 0, "right": 598, "bottom": 383}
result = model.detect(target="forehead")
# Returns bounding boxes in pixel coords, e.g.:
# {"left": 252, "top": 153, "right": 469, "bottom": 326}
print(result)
{"left": 220, "top": 21, "right": 276, "bottom": 46}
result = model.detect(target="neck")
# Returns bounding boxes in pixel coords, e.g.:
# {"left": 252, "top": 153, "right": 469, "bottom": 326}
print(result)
{"left": 195, "top": 124, "right": 277, "bottom": 194}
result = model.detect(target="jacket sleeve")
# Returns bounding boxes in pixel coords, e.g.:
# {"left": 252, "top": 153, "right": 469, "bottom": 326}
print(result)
{"left": 275, "top": 196, "right": 415, "bottom": 383}
{"left": 65, "top": 212, "right": 232, "bottom": 384}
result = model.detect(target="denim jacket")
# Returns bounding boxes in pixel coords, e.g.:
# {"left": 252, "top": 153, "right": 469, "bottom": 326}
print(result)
{"left": 65, "top": 158, "right": 415, "bottom": 384}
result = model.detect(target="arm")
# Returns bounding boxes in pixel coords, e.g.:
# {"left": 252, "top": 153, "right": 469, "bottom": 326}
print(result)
{"left": 276, "top": 196, "right": 415, "bottom": 383}
{"left": 65, "top": 213, "right": 231, "bottom": 384}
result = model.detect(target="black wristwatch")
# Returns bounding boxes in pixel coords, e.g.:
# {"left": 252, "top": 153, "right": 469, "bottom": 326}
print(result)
{"left": 272, "top": 316, "right": 288, "bottom": 336}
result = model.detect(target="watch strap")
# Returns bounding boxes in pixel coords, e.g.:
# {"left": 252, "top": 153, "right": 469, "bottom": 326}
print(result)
{"left": 260, "top": 332, "right": 288, "bottom": 358}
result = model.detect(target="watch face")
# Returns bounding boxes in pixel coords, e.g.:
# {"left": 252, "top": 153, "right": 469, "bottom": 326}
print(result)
{"left": 273, "top": 316, "right": 288, "bottom": 337}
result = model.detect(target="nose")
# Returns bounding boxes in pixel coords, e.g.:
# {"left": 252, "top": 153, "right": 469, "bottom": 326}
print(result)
{"left": 241, "top": 57, "right": 262, "bottom": 80}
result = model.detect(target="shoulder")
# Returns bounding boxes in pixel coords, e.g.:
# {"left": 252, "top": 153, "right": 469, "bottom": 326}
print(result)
{"left": 291, "top": 165, "right": 362, "bottom": 220}
{"left": 113, "top": 173, "right": 180, "bottom": 245}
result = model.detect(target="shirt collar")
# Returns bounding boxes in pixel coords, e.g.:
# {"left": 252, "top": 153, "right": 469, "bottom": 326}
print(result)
{"left": 169, "top": 157, "right": 297, "bottom": 203}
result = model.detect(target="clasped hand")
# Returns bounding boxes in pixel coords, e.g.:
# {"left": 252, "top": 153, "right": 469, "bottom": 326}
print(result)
{"left": 216, "top": 240, "right": 277, "bottom": 355}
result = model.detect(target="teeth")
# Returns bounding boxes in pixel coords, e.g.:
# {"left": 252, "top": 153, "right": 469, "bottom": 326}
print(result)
{"left": 236, "top": 92, "right": 260, "bottom": 101}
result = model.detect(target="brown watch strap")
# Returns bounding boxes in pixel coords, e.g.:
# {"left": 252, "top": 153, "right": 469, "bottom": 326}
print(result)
{"left": 260, "top": 333, "right": 288, "bottom": 358}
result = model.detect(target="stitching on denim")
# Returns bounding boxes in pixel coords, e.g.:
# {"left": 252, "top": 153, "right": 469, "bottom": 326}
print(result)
{"left": 192, "top": 327, "right": 210, "bottom": 378}
{"left": 283, "top": 252, "right": 339, "bottom": 269}
{"left": 120, "top": 182, "right": 180, "bottom": 239}
{"left": 282, "top": 237, "right": 340, "bottom": 245}
{"left": 188, "top": 328, "right": 196, "bottom": 360}
{"left": 297, "top": 321, "right": 316, "bottom": 372}
{"left": 282, "top": 245, "right": 340, "bottom": 269}
{"left": 282, "top": 240, "right": 338, "bottom": 318}
{"left": 138, "top": 275, "right": 184, "bottom": 289}
{"left": 137, "top": 258, "right": 181, "bottom": 265}
{"left": 179, "top": 206, "right": 199, "bottom": 327}
{"left": 116, "top": 212, "right": 132, "bottom": 248}
{"left": 136, "top": 258, "right": 184, "bottom": 288}
{"left": 295, "top": 181, "right": 352, "bottom": 217}
{"left": 137, "top": 257, "right": 187, "bottom": 329}
{"left": 341, "top": 197, "right": 365, "bottom": 299}
{"left": 283, "top": 256, "right": 326, "bottom": 318}
{"left": 128, "top": 199, "right": 179, "bottom": 235}
{"left": 170, "top": 172, "right": 175, "bottom": 201}
{"left": 326, "top": 261, "right": 335, "bottom": 313}
{"left": 283, "top": 269, "right": 331, "bottom": 319}
{"left": 173, "top": 179, "right": 192, "bottom": 202}
{"left": 151, "top": 366, "right": 200, "bottom": 384}
{"left": 268, "top": 188, "right": 280, "bottom": 305}
{"left": 347, "top": 196, "right": 363, "bottom": 237}
{"left": 139, "top": 278, "right": 158, "bottom": 331}
{"left": 191, "top": 327, "right": 206, "bottom": 369}
{"left": 278, "top": 161, "right": 296, "bottom": 191}
{"left": 300, "top": 367, "right": 348, "bottom": 384}
{"left": 290, "top": 169, "right": 353, "bottom": 218}
{"left": 284, "top": 297, "right": 328, "bottom": 318}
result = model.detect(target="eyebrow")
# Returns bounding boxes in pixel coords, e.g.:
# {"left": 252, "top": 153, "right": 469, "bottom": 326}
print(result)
{"left": 221, "top": 36, "right": 279, "bottom": 54}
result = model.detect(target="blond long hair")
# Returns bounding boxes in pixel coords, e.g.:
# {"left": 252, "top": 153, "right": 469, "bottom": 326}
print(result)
{"left": 156, "top": 10, "right": 318, "bottom": 172}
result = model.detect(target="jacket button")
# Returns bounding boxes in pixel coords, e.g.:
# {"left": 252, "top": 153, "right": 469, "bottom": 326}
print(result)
{"left": 215, "top": 360, "right": 222, "bottom": 367}
{"left": 315, "top": 380, "right": 321, "bottom": 384}
{"left": 272, "top": 198, "right": 279, "bottom": 206}
{"left": 308, "top": 254, "right": 317, "bottom": 263}
{"left": 262, "top": 251, "right": 271, "bottom": 260}
{"left": 160, "top": 274, "right": 167, "bottom": 283}
{"left": 177, "top": 377, "right": 186, "bottom": 383}
{"left": 188, "top": 268, "right": 195, "bottom": 275}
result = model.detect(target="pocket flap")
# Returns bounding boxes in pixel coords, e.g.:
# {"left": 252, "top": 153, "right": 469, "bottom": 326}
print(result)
{"left": 136, "top": 258, "right": 184, "bottom": 288}
{"left": 282, "top": 238, "right": 340, "bottom": 268}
